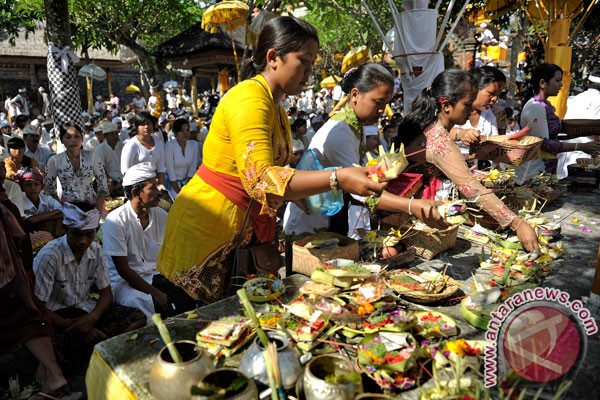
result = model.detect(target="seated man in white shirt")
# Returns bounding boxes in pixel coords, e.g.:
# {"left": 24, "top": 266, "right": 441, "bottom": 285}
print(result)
{"left": 102, "top": 163, "right": 197, "bottom": 321}
{"left": 34, "top": 203, "right": 145, "bottom": 368}
{"left": 23, "top": 124, "right": 52, "bottom": 171}
{"left": 94, "top": 121, "right": 124, "bottom": 196}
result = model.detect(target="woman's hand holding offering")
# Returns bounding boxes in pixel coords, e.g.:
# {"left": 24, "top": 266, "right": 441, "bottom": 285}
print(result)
{"left": 512, "top": 218, "right": 540, "bottom": 252}
{"left": 336, "top": 167, "right": 387, "bottom": 197}
{"left": 410, "top": 199, "right": 450, "bottom": 229}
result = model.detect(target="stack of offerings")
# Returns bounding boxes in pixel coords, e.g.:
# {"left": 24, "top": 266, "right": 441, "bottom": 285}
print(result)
{"left": 196, "top": 315, "right": 256, "bottom": 358}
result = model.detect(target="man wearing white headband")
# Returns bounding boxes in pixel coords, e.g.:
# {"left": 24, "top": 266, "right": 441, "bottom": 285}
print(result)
{"left": 94, "top": 121, "right": 124, "bottom": 196}
{"left": 103, "top": 162, "right": 196, "bottom": 321}
{"left": 556, "top": 70, "right": 600, "bottom": 179}
{"left": 34, "top": 202, "right": 146, "bottom": 365}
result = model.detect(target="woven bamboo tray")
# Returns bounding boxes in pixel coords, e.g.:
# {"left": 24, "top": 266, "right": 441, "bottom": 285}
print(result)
{"left": 400, "top": 225, "right": 459, "bottom": 260}
{"left": 472, "top": 136, "right": 543, "bottom": 166}
{"left": 292, "top": 232, "right": 359, "bottom": 276}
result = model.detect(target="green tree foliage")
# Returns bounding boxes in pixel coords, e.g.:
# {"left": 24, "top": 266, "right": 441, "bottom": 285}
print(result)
{"left": 69, "top": 0, "right": 204, "bottom": 86}
{"left": 0, "top": 0, "right": 44, "bottom": 45}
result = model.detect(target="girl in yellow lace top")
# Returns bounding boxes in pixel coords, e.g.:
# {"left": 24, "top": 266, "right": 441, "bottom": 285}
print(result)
{"left": 157, "top": 17, "right": 386, "bottom": 302}
{"left": 396, "top": 69, "right": 539, "bottom": 252}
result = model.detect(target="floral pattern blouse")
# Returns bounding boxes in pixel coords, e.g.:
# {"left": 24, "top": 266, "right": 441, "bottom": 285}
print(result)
{"left": 424, "top": 123, "right": 516, "bottom": 228}
{"left": 44, "top": 150, "right": 109, "bottom": 204}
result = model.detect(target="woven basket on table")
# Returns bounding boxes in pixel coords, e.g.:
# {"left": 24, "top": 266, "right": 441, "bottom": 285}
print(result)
{"left": 472, "top": 136, "right": 543, "bottom": 166}
{"left": 292, "top": 232, "right": 359, "bottom": 276}
{"left": 400, "top": 225, "right": 459, "bottom": 260}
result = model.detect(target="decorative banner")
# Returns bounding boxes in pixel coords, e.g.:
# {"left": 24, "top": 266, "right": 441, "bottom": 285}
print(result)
{"left": 47, "top": 43, "right": 84, "bottom": 129}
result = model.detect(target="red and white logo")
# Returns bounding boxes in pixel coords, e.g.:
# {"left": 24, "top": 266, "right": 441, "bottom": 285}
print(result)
{"left": 502, "top": 305, "right": 580, "bottom": 382}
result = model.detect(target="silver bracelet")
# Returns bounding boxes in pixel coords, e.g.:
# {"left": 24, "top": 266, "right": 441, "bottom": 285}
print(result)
{"left": 408, "top": 196, "right": 414, "bottom": 216}
{"left": 575, "top": 143, "right": 579, "bottom": 151}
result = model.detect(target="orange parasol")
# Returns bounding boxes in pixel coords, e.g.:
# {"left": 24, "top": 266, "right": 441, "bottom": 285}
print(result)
{"left": 201, "top": 0, "right": 249, "bottom": 79}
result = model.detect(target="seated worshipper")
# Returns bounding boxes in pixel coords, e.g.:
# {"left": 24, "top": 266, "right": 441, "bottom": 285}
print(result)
{"left": 0, "top": 202, "right": 78, "bottom": 400}
{"left": 164, "top": 118, "right": 199, "bottom": 199}
{"left": 34, "top": 203, "right": 146, "bottom": 369}
{"left": 0, "top": 154, "right": 24, "bottom": 215}
{"left": 120, "top": 111, "right": 167, "bottom": 192}
{"left": 17, "top": 167, "right": 63, "bottom": 240}
{"left": 94, "top": 121, "right": 124, "bottom": 196}
{"left": 24, "top": 124, "right": 52, "bottom": 172}
{"left": 102, "top": 163, "right": 197, "bottom": 320}
{"left": 5, "top": 136, "right": 40, "bottom": 181}
{"left": 44, "top": 122, "right": 109, "bottom": 212}
{"left": 289, "top": 139, "right": 305, "bottom": 168}
{"left": 84, "top": 124, "right": 104, "bottom": 151}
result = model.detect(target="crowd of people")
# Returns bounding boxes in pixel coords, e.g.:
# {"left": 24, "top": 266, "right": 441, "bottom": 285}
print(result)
{"left": 1, "top": 14, "right": 600, "bottom": 399}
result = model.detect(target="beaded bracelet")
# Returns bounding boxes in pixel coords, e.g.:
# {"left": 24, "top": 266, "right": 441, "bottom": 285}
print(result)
{"left": 408, "top": 196, "right": 414, "bottom": 216}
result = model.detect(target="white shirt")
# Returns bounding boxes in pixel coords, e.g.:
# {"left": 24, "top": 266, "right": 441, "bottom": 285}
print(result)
{"left": 102, "top": 202, "right": 168, "bottom": 288}
{"left": 164, "top": 139, "right": 198, "bottom": 182}
{"left": 85, "top": 136, "right": 101, "bottom": 151}
{"left": 515, "top": 98, "right": 549, "bottom": 184}
{"left": 284, "top": 119, "right": 360, "bottom": 236}
{"left": 556, "top": 88, "right": 600, "bottom": 179}
{"left": 22, "top": 192, "right": 62, "bottom": 219}
{"left": 94, "top": 140, "right": 124, "bottom": 183}
{"left": 332, "top": 86, "right": 344, "bottom": 102}
{"left": 3, "top": 179, "right": 24, "bottom": 216}
{"left": 120, "top": 134, "right": 166, "bottom": 175}
{"left": 132, "top": 97, "right": 147, "bottom": 113}
{"left": 34, "top": 236, "right": 110, "bottom": 312}
{"left": 25, "top": 144, "right": 52, "bottom": 172}
{"left": 456, "top": 108, "right": 498, "bottom": 156}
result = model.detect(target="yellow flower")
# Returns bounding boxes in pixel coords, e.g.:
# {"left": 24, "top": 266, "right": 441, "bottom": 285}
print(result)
{"left": 489, "top": 169, "right": 500, "bottom": 180}
{"left": 366, "top": 159, "right": 379, "bottom": 167}
{"left": 446, "top": 339, "right": 467, "bottom": 357}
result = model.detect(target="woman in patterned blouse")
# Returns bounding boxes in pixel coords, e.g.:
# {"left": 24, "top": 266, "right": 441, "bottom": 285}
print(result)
{"left": 45, "top": 122, "right": 109, "bottom": 212}
{"left": 396, "top": 69, "right": 539, "bottom": 252}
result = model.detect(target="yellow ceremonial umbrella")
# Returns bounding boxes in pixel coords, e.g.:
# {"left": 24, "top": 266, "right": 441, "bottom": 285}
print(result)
{"left": 124, "top": 83, "right": 141, "bottom": 94}
{"left": 341, "top": 46, "right": 370, "bottom": 74}
{"left": 320, "top": 75, "right": 342, "bottom": 89}
{"left": 201, "top": 0, "right": 249, "bottom": 80}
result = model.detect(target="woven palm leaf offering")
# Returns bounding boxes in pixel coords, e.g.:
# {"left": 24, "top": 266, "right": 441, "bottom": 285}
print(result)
{"left": 419, "top": 339, "right": 490, "bottom": 400}
{"left": 461, "top": 284, "right": 537, "bottom": 330}
{"left": 278, "top": 298, "right": 330, "bottom": 350}
{"left": 339, "top": 303, "right": 416, "bottom": 338}
{"left": 411, "top": 311, "right": 458, "bottom": 339}
{"left": 437, "top": 200, "right": 469, "bottom": 225}
{"left": 357, "top": 332, "right": 422, "bottom": 392}
{"left": 310, "top": 260, "right": 374, "bottom": 288}
{"left": 472, "top": 168, "right": 515, "bottom": 189}
{"left": 480, "top": 243, "right": 563, "bottom": 288}
{"left": 385, "top": 269, "right": 459, "bottom": 304}
{"left": 196, "top": 315, "right": 256, "bottom": 358}
{"left": 363, "top": 143, "right": 409, "bottom": 182}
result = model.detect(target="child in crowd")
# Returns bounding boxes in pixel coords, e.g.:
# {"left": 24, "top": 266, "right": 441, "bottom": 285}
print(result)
{"left": 17, "top": 167, "right": 63, "bottom": 225}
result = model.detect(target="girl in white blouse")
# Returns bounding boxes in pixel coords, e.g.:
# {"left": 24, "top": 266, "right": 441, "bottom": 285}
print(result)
{"left": 120, "top": 111, "right": 167, "bottom": 191}
{"left": 164, "top": 118, "right": 199, "bottom": 199}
